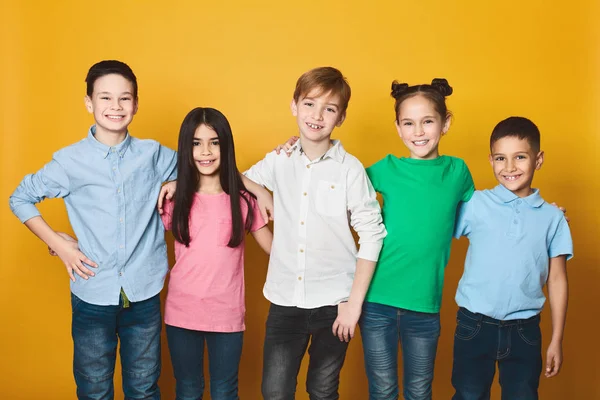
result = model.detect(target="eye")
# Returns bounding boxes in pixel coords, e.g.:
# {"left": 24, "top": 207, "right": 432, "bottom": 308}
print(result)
{"left": 494, "top": 156, "right": 505, "bottom": 161}
{"left": 120, "top": 97, "right": 131, "bottom": 101}
{"left": 516, "top": 155, "right": 527, "bottom": 160}
{"left": 100, "top": 96, "right": 110, "bottom": 100}
{"left": 403, "top": 121, "right": 413, "bottom": 126}
{"left": 326, "top": 107, "right": 337, "bottom": 113}
{"left": 192, "top": 141, "right": 200, "bottom": 146}
{"left": 210, "top": 140, "right": 220, "bottom": 146}
{"left": 303, "top": 102, "right": 314, "bottom": 107}
{"left": 424, "top": 119, "right": 434, "bottom": 124}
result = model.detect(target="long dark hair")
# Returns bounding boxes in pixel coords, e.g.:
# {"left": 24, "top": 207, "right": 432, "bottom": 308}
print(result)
{"left": 171, "top": 107, "right": 254, "bottom": 248}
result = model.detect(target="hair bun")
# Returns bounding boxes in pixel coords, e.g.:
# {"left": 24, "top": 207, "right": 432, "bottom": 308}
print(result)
{"left": 431, "top": 78, "right": 453, "bottom": 96}
{"left": 391, "top": 81, "right": 409, "bottom": 99}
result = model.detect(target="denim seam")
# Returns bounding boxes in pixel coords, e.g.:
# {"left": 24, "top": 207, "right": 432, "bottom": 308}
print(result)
{"left": 122, "top": 361, "right": 161, "bottom": 378}
{"left": 74, "top": 368, "right": 115, "bottom": 383}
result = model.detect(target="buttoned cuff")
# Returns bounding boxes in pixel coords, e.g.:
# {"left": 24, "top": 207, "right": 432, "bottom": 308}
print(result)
{"left": 12, "top": 204, "right": 41, "bottom": 224}
{"left": 356, "top": 242, "right": 383, "bottom": 262}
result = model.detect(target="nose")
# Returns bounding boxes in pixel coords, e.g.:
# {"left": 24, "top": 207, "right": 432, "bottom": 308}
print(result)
{"left": 414, "top": 123, "right": 425, "bottom": 136}
{"left": 506, "top": 158, "right": 517, "bottom": 171}
{"left": 311, "top": 107, "right": 324, "bottom": 121}
{"left": 111, "top": 98, "right": 123, "bottom": 110}
{"left": 200, "top": 143, "right": 211, "bottom": 155}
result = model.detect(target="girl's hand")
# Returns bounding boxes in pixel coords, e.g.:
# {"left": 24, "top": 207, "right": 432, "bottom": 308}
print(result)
{"left": 545, "top": 340, "right": 563, "bottom": 377}
{"left": 274, "top": 136, "right": 299, "bottom": 157}
{"left": 158, "top": 181, "right": 177, "bottom": 214}
{"left": 550, "top": 202, "right": 569, "bottom": 223}
{"left": 53, "top": 236, "right": 97, "bottom": 282}
{"left": 332, "top": 302, "right": 361, "bottom": 342}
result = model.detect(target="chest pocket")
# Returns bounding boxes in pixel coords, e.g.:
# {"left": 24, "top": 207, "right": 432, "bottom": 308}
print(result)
{"left": 129, "top": 169, "right": 157, "bottom": 202}
{"left": 315, "top": 180, "right": 345, "bottom": 217}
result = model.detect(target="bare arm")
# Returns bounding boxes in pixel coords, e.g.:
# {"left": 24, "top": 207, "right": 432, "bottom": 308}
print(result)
{"left": 545, "top": 255, "right": 568, "bottom": 378}
{"left": 251, "top": 225, "right": 273, "bottom": 255}
{"left": 25, "top": 216, "right": 97, "bottom": 281}
{"left": 241, "top": 174, "right": 273, "bottom": 222}
{"left": 332, "top": 258, "right": 377, "bottom": 342}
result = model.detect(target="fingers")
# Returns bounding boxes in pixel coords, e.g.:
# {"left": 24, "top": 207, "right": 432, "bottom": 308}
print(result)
{"left": 332, "top": 319, "right": 340, "bottom": 336}
{"left": 545, "top": 354, "right": 561, "bottom": 378}
{"left": 66, "top": 266, "right": 76, "bottom": 282}
{"left": 261, "top": 207, "right": 270, "bottom": 225}
{"left": 82, "top": 256, "right": 98, "bottom": 268}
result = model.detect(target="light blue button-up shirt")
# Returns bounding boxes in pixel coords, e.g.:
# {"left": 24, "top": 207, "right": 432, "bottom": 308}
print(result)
{"left": 9, "top": 126, "right": 177, "bottom": 305}
{"left": 454, "top": 184, "right": 573, "bottom": 320}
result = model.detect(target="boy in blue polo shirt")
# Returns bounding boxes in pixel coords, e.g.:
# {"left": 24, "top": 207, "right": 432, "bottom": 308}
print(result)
{"left": 9, "top": 60, "right": 176, "bottom": 399}
{"left": 451, "top": 117, "right": 573, "bottom": 400}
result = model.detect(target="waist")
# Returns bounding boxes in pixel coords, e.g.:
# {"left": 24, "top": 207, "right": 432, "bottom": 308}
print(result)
{"left": 459, "top": 307, "right": 540, "bottom": 326}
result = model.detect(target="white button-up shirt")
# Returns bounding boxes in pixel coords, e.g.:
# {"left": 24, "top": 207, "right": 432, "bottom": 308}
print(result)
{"left": 244, "top": 140, "right": 386, "bottom": 308}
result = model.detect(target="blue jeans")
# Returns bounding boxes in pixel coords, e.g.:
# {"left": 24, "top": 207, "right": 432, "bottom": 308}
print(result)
{"left": 451, "top": 307, "right": 542, "bottom": 400}
{"left": 359, "top": 302, "right": 440, "bottom": 400}
{"left": 71, "top": 292, "right": 161, "bottom": 400}
{"left": 165, "top": 325, "right": 244, "bottom": 400}
{"left": 261, "top": 303, "right": 349, "bottom": 400}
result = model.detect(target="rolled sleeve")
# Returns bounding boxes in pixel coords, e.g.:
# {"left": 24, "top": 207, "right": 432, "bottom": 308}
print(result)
{"left": 549, "top": 217, "right": 573, "bottom": 261}
{"left": 158, "top": 145, "right": 178, "bottom": 182}
{"left": 9, "top": 158, "right": 70, "bottom": 223}
{"left": 243, "top": 151, "right": 276, "bottom": 191}
{"left": 347, "top": 165, "right": 386, "bottom": 262}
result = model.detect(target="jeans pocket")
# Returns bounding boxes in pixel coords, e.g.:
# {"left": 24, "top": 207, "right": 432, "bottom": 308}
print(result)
{"left": 517, "top": 321, "right": 541, "bottom": 346}
{"left": 455, "top": 314, "right": 481, "bottom": 341}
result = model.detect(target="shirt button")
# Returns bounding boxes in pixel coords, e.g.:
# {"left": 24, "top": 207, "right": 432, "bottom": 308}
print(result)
{"left": 112, "top": 167, "right": 117, "bottom": 171}
{"left": 303, "top": 192, "right": 307, "bottom": 196}
{"left": 306, "top": 165, "right": 311, "bottom": 169}
{"left": 298, "top": 276, "right": 302, "bottom": 281}
{"left": 120, "top": 218, "right": 124, "bottom": 223}
{"left": 299, "top": 249, "right": 304, "bottom": 253}
{"left": 516, "top": 200, "right": 522, "bottom": 204}
{"left": 119, "top": 272, "right": 123, "bottom": 276}
{"left": 119, "top": 244, "right": 124, "bottom": 249}
{"left": 300, "top": 221, "right": 304, "bottom": 225}
{"left": 331, "top": 185, "right": 335, "bottom": 189}
{"left": 513, "top": 220, "right": 518, "bottom": 224}
{"left": 117, "top": 188, "right": 121, "bottom": 193}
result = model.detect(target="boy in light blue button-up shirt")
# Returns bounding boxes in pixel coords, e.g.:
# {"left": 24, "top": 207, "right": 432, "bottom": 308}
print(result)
{"left": 9, "top": 60, "right": 176, "bottom": 399}
{"left": 451, "top": 117, "right": 573, "bottom": 400}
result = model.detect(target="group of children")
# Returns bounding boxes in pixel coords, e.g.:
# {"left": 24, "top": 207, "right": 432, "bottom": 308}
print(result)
{"left": 9, "top": 60, "right": 572, "bottom": 400}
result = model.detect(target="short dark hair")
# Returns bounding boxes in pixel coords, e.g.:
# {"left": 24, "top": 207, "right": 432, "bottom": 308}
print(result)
{"left": 391, "top": 78, "right": 453, "bottom": 123}
{"left": 490, "top": 117, "right": 540, "bottom": 153}
{"left": 85, "top": 60, "right": 138, "bottom": 98}
{"left": 293, "top": 67, "right": 351, "bottom": 116}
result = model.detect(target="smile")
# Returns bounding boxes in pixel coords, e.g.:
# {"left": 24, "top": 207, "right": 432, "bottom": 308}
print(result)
{"left": 306, "top": 123, "right": 323, "bottom": 130}
{"left": 412, "top": 140, "right": 429, "bottom": 146}
{"left": 502, "top": 174, "right": 522, "bottom": 181}
{"left": 106, "top": 115, "right": 125, "bottom": 120}
{"left": 197, "top": 160, "right": 216, "bottom": 166}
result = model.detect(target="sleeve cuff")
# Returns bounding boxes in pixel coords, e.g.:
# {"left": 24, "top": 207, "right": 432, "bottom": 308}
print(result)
{"left": 357, "top": 242, "right": 383, "bottom": 262}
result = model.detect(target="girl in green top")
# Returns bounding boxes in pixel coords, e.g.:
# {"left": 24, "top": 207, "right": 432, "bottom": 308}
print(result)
{"left": 360, "top": 79, "right": 474, "bottom": 400}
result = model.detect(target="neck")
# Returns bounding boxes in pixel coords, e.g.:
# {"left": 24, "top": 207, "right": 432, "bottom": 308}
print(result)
{"left": 299, "top": 137, "right": 333, "bottom": 161}
{"left": 198, "top": 174, "right": 224, "bottom": 194}
{"left": 512, "top": 186, "right": 534, "bottom": 198}
{"left": 94, "top": 126, "right": 127, "bottom": 147}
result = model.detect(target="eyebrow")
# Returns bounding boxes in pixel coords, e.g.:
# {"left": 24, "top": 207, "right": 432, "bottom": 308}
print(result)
{"left": 400, "top": 115, "right": 437, "bottom": 121}
{"left": 303, "top": 97, "right": 340, "bottom": 108}
{"left": 193, "top": 136, "right": 219, "bottom": 140}
{"left": 96, "top": 91, "right": 134, "bottom": 96}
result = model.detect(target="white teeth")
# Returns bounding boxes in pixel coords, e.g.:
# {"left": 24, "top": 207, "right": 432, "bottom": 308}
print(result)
{"left": 107, "top": 115, "right": 124, "bottom": 120}
{"left": 503, "top": 175, "right": 520, "bottom": 181}
{"left": 198, "top": 160, "right": 214, "bottom": 165}
{"left": 413, "top": 140, "right": 428, "bottom": 145}
{"left": 307, "top": 123, "right": 322, "bottom": 129}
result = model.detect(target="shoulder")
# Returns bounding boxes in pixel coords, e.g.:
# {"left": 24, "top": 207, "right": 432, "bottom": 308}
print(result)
{"left": 53, "top": 138, "right": 91, "bottom": 161}
{"left": 367, "top": 154, "right": 396, "bottom": 173}
{"left": 441, "top": 155, "right": 469, "bottom": 170}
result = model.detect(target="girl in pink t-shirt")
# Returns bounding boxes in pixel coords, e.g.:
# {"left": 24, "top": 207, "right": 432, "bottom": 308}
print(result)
{"left": 161, "top": 107, "right": 272, "bottom": 400}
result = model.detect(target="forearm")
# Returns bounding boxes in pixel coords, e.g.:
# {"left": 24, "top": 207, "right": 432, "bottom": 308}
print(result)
{"left": 251, "top": 226, "right": 273, "bottom": 255}
{"left": 24, "top": 216, "right": 66, "bottom": 251}
{"left": 241, "top": 174, "right": 268, "bottom": 197}
{"left": 346, "top": 258, "right": 377, "bottom": 309}
{"left": 548, "top": 275, "right": 568, "bottom": 343}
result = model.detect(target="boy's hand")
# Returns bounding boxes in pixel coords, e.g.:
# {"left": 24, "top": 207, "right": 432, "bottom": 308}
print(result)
{"left": 274, "top": 136, "right": 299, "bottom": 157}
{"left": 53, "top": 236, "right": 97, "bottom": 282}
{"left": 48, "top": 232, "right": 77, "bottom": 256}
{"left": 550, "top": 202, "right": 569, "bottom": 223}
{"left": 545, "top": 340, "right": 563, "bottom": 377}
{"left": 332, "top": 302, "right": 361, "bottom": 342}
{"left": 158, "top": 181, "right": 177, "bottom": 214}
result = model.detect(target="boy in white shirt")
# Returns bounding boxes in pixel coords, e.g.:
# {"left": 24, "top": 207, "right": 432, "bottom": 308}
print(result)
{"left": 244, "top": 66, "right": 387, "bottom": 400}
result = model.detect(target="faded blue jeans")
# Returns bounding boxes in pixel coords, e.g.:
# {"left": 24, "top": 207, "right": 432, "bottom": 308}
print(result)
{"left": 166, "top": 325, "right": 244, "bottom": 400}
{"left": 359, "top": 302, "right": 440, "bottom": 400}
{"left": 71, "top": 292, "right": 161, "bottom": 400}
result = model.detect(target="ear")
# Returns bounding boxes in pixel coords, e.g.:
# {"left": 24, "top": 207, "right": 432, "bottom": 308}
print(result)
{"left": 290, "top": 99, "right": 298, "bottom": 117}
{"left": 535, "top": 150, "right": 544, "bottom": 170}
{"left": 133, "top": 97, "right": 139, "bottom": 116}
{"left": 488, "top": 153, "right": 494, "bottom": 167}
{"left": 336, "top": 111, "right": 346, "bottom": 127}
{"left": 442, "top": 114, "right": 452, "bottom": 135}
{"left": 84, "top": 96, "right": 93, "bottom": 113}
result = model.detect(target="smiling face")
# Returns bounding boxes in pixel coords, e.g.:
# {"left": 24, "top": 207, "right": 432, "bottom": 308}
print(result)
{"left": 395, "top": 94, "right": 449, "bottom": 160}
{"left": 489, "top": 136, "right": 544, "bottom": 198}
{"left": 192, "top": 124, "right": 221, "bottom": 178}
{"left": 291, "top": 88, "right": 346, "bottom": 145}
{"left": 85, "top": 73, "right": 137, "bottom": 136}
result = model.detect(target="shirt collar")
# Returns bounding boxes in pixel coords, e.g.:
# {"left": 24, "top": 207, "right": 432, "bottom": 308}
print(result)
{"left": 291, "top": 139, "right": 346, "bottom": 163}
{"left": 491, "top": 184, "right": 545, "bottom": 208}
{"left": 86, "top": 125, "right": 132, "bottom": 159}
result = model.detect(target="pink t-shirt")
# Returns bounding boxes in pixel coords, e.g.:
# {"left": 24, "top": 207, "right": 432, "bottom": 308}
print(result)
{"left": 161, "top": 192, "right": 266, "bottom": 332}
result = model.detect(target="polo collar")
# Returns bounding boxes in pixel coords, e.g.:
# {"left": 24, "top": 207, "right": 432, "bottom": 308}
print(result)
{"left": 491, "top": 184, "right": 544, "bottom": 208}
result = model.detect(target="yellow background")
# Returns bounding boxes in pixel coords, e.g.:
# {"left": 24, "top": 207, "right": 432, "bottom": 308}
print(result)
{"left": 2, "top": 1, "right": 598, "bottom": 398}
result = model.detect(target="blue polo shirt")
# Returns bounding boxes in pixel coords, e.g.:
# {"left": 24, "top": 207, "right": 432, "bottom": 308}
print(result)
{"left": 454, "top": 184, "right": 573, "bottom": 320}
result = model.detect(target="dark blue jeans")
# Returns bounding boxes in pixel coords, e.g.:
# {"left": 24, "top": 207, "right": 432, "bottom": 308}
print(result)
{"left": 451, "top": 307, "right": 542, "bottom": 400}
{"left": 359, "top": 302, "right": 440, "bottom": 400}
{"left": 261, "top": 303, "right": 349, "bottom": 400}
{"left": 165, "top": 325, "right": 244, "bottom": 400}
{"left": 71, "top": 292, "right": 161, "bottom": 400}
